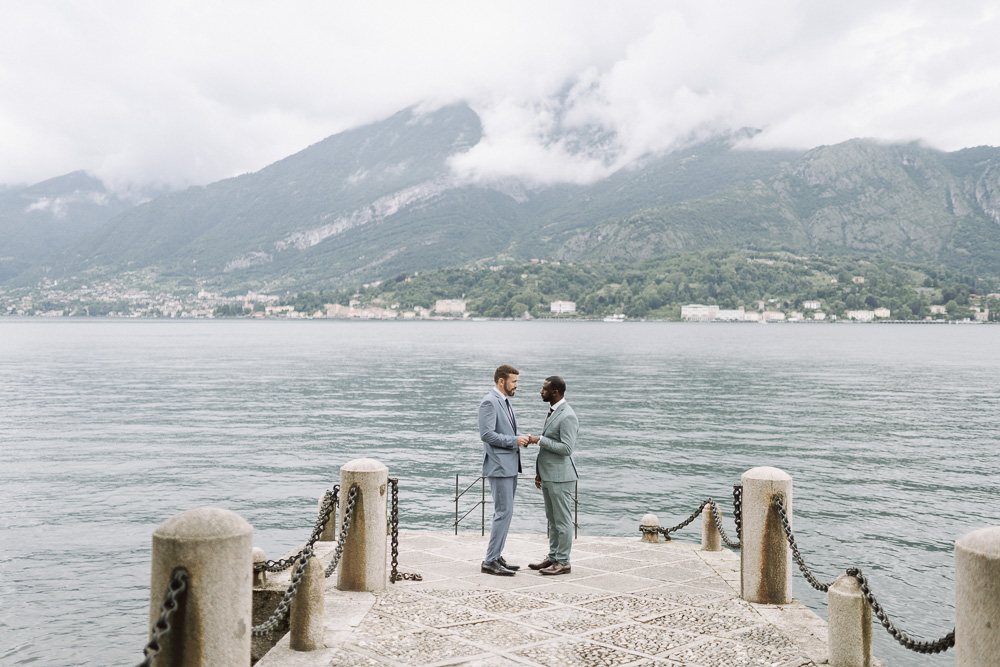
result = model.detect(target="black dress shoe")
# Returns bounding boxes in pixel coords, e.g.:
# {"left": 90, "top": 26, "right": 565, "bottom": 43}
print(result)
{"left": 498, "top": 556, "right": 520, "bottom": 571}
{"left": 528, "top": 558, "right": 554, "bottom": 571}
{"left": 481, "top": 560, "right": 515, "bottom": 576}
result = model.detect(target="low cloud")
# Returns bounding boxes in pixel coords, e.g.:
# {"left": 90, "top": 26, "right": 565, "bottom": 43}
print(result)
{"left": 2, "top": 1, "right": 998, "bottom": 192}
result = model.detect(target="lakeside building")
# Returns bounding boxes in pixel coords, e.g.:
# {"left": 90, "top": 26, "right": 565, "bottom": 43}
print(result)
{"left": 762, "top": 311, "right": 786, "bottom": 322}
{"left": 874, "top": 307, "right": 891, "bottom": 318}
{"left": 550, "top": 300, "right": 576, "bottom": 314}
{"left": 847, "top": 310, "right": 875, "bottom": 322}
{"left": 813, "top": 312, "right": 827, "bottom": 320}
{"left": 803, "top": 300, "right": 821, "bottom": 310}
{"left": 434, "top": 299, "right": 467, "bottom": 315}
{"left": 681, "top": 304, "right": 718, "bottom": 321}
{"left": 715, "top": 307, "right": 745, "bottom": 321}
{"left": 930, "top": 305, "right": 947, "bottom": 315}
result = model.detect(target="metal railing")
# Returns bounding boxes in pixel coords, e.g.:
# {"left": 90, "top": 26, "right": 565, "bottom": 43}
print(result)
{"left": 454, "top": 473, "right": 578, "bottom": 538}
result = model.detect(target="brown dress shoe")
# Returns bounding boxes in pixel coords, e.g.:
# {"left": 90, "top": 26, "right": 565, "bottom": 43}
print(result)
{"left": 539, "top": 562, "right": 571, "bottom": 575}
{"left": 528, "top": 559, "right": 554, "bottom": 571}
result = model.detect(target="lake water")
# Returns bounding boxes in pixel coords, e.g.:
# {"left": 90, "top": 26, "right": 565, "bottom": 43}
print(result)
{"left": 1, "top": 319, "right": 998, "bottom": 666}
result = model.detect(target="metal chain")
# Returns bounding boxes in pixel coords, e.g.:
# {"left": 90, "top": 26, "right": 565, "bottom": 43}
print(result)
{"left": 707, "top": 499, "right": 741, "bottom": 549}
{"left": 847, "top": 568, "right": 955, "bottom": 654}
{"left": 255, "top": 486, "right": 340, "bottom": 573}
{"left": 324, "top": 485, "right": 359, "bottom": 577}
{"left": 252, "top": 547, "right": 312, "bottom": 636}
{"left": 733, "top": 484, "right": 742, "bottom": 542}
{"left": 638, "top": 499, "right": 710, "bottom": 540}
{"left": 772, "top": 495, "right": 833, "bottom": 592}
{"left": 138, "top": 567, "right": 188, "bottom": 667}
{"left": 388, "top": 477, "right": 422, "bottom": 583}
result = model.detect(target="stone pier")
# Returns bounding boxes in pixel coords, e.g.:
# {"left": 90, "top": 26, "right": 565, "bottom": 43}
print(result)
{"left": 257, "top": 530, "right": 881, "bottom": 666}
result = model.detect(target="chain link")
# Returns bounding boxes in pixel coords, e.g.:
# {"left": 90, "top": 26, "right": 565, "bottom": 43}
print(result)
{"left": 733, "top": 484, "right": 742, "bottom": 542}
{"left": 707, "top": 499, "right": 741, "bottom": 549}
{"left": 255, "top": 486, "right": 340, "bottom": 573}
{"left": 324, "top": 485, "right": 359, "bottom": 577}
{"left": 638, "top": 489, "right": 742, "bottom": 549}
{"left": 252, "top": 547, "right": 312, "bottom": 636}
{"left": 138, "top": 567, "right": 188, "bottom": 667}
{"left": 389, "top": 477, "right": 422, "bottom": 582}
{"left": 772, "top": 495, "right": 833, "bottom": 592}
{"left": 847, "top": 567, "right": 956, "bottom": 654}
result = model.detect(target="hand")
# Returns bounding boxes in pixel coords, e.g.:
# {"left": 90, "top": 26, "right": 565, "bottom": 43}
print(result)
{"left": 528, "top": 435, "right": 540, "bottom": 445}
{"left": 534, "top": 474, "right": 542, "bottom": 489}
{"left": 517, "top": 435, "right": 530, "bottom": 447}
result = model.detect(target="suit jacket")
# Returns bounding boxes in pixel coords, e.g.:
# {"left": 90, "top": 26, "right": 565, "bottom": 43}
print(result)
{"left": 479, "top": 389, "right": 522, "bottom": 477}
{"left": 535, "top": 402, "right": 579, "bottom": 482}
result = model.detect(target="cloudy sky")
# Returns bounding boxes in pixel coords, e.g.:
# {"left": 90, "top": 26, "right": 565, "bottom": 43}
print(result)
{"left": 2, "top": 0, "right": 999, "bottom": 192}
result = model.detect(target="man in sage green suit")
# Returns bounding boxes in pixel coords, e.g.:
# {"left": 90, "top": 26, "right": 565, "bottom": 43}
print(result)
{"left": 527, "top": 376, "right": 579, "bottom": 575}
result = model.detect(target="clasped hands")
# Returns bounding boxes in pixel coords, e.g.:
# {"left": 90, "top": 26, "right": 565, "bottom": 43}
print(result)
{"left": 517, "top": 434, "right": 540, "bottom": 447}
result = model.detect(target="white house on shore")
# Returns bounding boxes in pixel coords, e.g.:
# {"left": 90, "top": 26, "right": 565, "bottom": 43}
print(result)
{"left": 847, "top": 310, "right": 875, "bottom": 321}
{"left": 434, "top": 299, "right": 467, "bottom": 315}
{"left": 550, "top": 300, "right": 576, "bottom": 314}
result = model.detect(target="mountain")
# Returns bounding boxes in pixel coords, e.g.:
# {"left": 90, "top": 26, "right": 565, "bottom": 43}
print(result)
{"left": 11, "top": 104, "right": 1000, "bottom": 293}
{"left": 0, "top": 172, "right": 138, "bottom": 282}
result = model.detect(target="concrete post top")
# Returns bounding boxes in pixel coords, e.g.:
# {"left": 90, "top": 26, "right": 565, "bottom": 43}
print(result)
{"left": 742, "top": 466, "right": 792, "bottom": 483}
{"left": 955, "top": 526, "right": 1000, "bottom": 557}
{"left": 829, "top": 573, "right": 863, "bottom": 597}
{"left": 154, "top": 507, "right": 253, "bottom": 541}
{"left": 640, "top": 514, "right": 658, "bottom": 527}
{"left": 341, "top": 458, "right": 389, "bottom": 474}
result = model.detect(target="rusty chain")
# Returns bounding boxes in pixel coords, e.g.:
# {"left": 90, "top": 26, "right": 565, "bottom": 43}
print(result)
{"left": 137, "top": 567, "right": 188, "bottom": 667}
{"left": 255, "top": 486, "right": 339, "bottom": 573}
{"left": 847, "top": 567, "right": 955, "bottom": 654}
{"left": 252, "top": 547, "right": 312, "bottom": 636}
{"left": 389, "top": 477, "right": 422, "bottom": 583}
{"left": 638, "top": 485, "right": 742, "bottom": 549}
{"left": 771, "top": 495, "right": 834, "bottom": 592}
{"left": 324, "top": 485, "right": 359, "bottom": 577}
{"left": 771, "top": 495, "right": 955, "bottom": 654}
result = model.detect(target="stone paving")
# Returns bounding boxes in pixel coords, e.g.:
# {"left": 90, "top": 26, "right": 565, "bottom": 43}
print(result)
{"left": 257, "top": 531, "right": 845, "bottom": 667}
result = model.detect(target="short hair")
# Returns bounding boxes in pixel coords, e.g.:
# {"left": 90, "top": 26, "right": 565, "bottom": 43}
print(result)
{"left": 545, "top": 376, "right": 566, "bottom": 394}
{"left": 494, "top": 364, "right": 519, "bottom": 383}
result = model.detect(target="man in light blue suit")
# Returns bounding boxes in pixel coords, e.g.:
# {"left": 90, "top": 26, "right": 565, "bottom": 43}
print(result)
{"left": 479, "top": 364, "right": 530, "bottom": 576}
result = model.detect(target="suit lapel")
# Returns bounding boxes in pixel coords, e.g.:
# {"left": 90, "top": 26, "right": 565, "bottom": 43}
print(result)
{"left": 496, "top": 393, "right": 516, "bottom": 431}
{"left": 544, "top": 403, "right": 565, "bottom": 433}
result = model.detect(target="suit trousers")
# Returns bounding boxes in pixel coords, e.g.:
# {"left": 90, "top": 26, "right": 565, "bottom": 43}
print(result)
{"left": 485, "top": 475, "right": 517, "bottom": 563}
{"left": 541, "top": 480, "right": 575, "bottom": 565}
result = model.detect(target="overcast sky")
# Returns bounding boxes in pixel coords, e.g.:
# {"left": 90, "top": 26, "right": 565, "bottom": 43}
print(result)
{"left": 3, "top": 1, "right": 999, "bottom": 192}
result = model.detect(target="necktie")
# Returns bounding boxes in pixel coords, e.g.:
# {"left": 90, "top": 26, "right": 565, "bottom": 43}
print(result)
{"left": 547, "top": 407, "right": 554, "bottom": 418}
{"left": 505, "top": 398, "right": 516, "bottom": 430}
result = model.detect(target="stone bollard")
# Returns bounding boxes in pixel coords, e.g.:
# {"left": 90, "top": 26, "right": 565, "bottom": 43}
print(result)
{"left": 640, "top": 514, "right": 661, "bottom": 543}
{"left": 252, "top": 547, "right": 267, "bottom": 586}
{"left": 289, "top": 555, "right": 325, "bottom": 651}
{"left": 740, "top": 466, "right": 793, "bottom": 604}
{"left": 955, "top": 526, "right": 1000, "bottom": 665}
{"left": 701, "top": 504, "right": 722, "bottom": 551}
{"left": 150, "top": 507, "right": 253, "bottom": 666}
{"left": 828, "top": 574, "right": 873, "bottom": 667}
{"left": 318, "top": 494, "right": 337, "bottom": 542}
{"left": 338, "top": 458, "right": 389, "bottom": 591}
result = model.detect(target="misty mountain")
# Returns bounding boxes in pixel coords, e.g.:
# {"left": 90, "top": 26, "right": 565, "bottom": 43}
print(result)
{"left": 0, "top": 172, "right": 138, "bottom": 282}
{"left": 13, "top": 104, "right": 1000, "bottom": 292}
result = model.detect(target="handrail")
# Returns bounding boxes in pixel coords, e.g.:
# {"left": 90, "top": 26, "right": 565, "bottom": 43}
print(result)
{"left": 453, "top": 473, "right": 578, "bottom": 538}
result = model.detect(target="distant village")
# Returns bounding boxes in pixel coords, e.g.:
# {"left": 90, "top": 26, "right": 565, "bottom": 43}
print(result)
{"left": 0, "top": 274, "right": 992, "bottom": 322}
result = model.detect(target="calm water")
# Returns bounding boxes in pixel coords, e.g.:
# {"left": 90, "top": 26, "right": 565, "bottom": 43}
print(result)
{"left": 1, "top": 319, "right": 998, "bottom": 666}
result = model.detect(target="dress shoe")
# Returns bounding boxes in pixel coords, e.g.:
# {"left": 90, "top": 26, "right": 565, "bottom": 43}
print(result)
{"left": 498, "top": 556, "right": 520, "bottom": 571}
{"left": 481, "top": 560, "right": 515, "bottom": 576}
{"left": 539, "top": 562, "right": 571, "bottom": 576}
{"left": 528, "top": 558, "right": 554, "bottom": 571}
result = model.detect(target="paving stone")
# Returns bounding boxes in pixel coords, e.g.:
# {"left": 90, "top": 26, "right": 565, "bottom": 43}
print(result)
{"left": 585, "top": 622, "right": 704, "bottom": 656}
{"left": 576, "top": 573, "right": 663, "bottom": 593}
{"left": 325, "top": 646, "right": 389, "bottom": 666}
{"left": 626, "top": 564, "right": 714, "bottom": 583}
{"left": 352, "top": 612, "right": 422, "bottom": 638}
{"left": 514, "top": 637, "right": 647, "bottom": 667}
{"left": 348, "top": 630, "right": 486, "bottom": 665}
{"left": 662, "top": 637, "right": 814, "bottom": 666}
{"left": 577, "top": 594, "right": 683, "bottom": 619}
{"left": 519, "top": 605, "right": 626, "bottom": 635}
{"left": 446, "top": 618, "right": 558, "bottom": 650}
{"left": 574, "top": 555, "right": 650, "bottom": 572}
{"left": 373, "top": 592, "right": 494, "bottom": 628}
{"left": 644, "top": 607, "right": 760, "bottom": 635}
{"left": 633, "top": 587, "right": 731, "bottom": 607}
{"left": 457, "top": 591, "right": 555, "bottom": 614}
